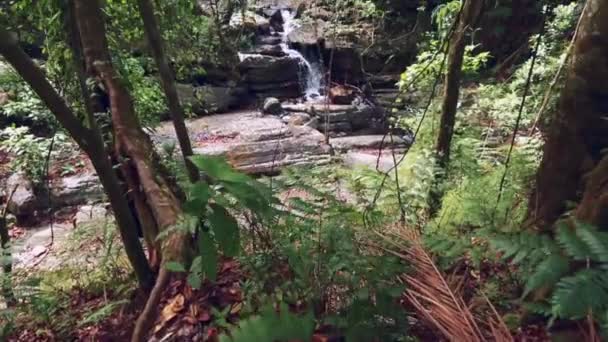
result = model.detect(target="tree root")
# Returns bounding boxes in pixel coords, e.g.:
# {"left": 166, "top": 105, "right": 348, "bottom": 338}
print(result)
{"left": 131, "top": 267, "right": 171, "bottom": 342}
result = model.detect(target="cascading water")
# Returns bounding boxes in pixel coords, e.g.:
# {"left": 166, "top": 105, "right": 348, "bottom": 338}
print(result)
{"left": 279, "top": 9, "right": 324, "bottom": 100}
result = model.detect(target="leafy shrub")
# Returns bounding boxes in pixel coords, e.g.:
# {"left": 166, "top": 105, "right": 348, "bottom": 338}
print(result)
{"left": 0, "top": 126, "right": 70, "bottom": 185}
{"left": 0, "top": 70, "right": 55, "bottom": 129}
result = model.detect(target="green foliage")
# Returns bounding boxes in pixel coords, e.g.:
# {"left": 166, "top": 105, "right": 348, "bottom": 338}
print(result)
{"left": 0, "top": 70, "right": 56, "bottom": 128}
{"left": 491, "top": 221, "right": 608, "bottom": 324}
{"left": 239, "top": 165, "right": 409, "bottom": 341}
{"left": 115, "top": 56, "right": 167, "bottom": 126}
{"left": 398, "top": 39, "right": 490, "bottom": 93}
{"left": 0, "top": 126, "right": 70, "bottom": 185}
{"left": 219, "top": 304, "right": 314, "bottom": 342}
{"left": 166, "top": 155, "right": 276, "bottom": 289}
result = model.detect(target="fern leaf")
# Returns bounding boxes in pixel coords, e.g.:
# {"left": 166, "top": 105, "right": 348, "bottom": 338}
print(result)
{"left": 551, "top": 269, "right": 608, "bottom": 320}
{"left": 575, "top": 222, "right": 608, "bottom": 263}
{"left": 556, "top": 222, "right": 591, "bottom": 261}
{"left": 523, "top": 254, "right": 570, "bottom": 297}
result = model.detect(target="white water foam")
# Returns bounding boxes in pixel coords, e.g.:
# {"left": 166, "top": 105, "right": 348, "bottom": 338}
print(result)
{"left": 279, "top": 9, "right": 323, "bottom": 100}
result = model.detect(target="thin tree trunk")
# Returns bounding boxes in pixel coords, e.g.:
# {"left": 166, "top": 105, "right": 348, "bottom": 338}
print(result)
{"left": 430, "top": 0, "right": 484, "bottom": 215}
{"left": 0, "top": 28, "right": 154, "bottom": 291}
{"left": 136, "top": 0, "right": 199, "bottom": 183}
{"left": 435, "top": 0, "right": 483, "bottom": 169}
{"left": 527, "top": 0, "right": 608, "bottom": 230}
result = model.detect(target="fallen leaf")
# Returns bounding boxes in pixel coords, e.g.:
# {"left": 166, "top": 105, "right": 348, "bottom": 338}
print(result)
{"left": 230, "top": 302, "right": 243, "bottom": 315}
{"left": 155, "top": 294, "right": 185, "bottom": 333}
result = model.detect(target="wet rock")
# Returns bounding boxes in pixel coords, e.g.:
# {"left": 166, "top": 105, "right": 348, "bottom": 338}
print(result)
{"left": 253, "top": 44, "right": 286, "bottom": 57}
{"left": 283, "top": 103, "right": 385, "bottom": 132}
{"left": 230, "top": 11, "right": 270, "bottom": 35}
{"left": 256, "top": 35, "right": 283, "bottom": 45}
{"left": 195, "top": 85, "right": 248, "bottom": 113}
{"left": 51, "top": 173, "right": 105, "bottom": 207}
{"left": 329, "top": 85, "right": 356, "bottom": 105}
{"left": 324, "top": 47, "right": 364, "bottom": 84}
{"left": 330, "top": 135, "right": 409, "bottom": 152}
{"left": 239, "top": 55, "right": 302, "bottom": 98}
{"left": 175, "top": 83, "right": 247, "bottom": 115}
{"left": 263, "top": 97, "right": 283, "bottom": 115}
{"left": 5, "top": 172, "right": 40, "bottom": 218}
{"left": 287, "top": 19, "right": 327, "bottom": 47}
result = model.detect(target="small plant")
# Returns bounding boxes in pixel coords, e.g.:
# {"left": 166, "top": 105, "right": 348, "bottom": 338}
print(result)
{"left": 491, "top": 220, "right": 608, "bottom": 333}
{"left": 0, "top": 126, "right": 53, "bottom": 185}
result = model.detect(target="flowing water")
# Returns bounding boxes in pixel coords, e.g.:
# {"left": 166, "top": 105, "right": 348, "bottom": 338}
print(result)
{"left": 238, "top": 9, "right": 325, "bottom": 101}
{"left": 279, "top": 9, "right": 324, "bottom": 100}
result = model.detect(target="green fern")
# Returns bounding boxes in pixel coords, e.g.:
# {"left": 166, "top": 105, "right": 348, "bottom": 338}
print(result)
{"left": 551, "top": 269, "right": 608, "bottom": 320}
{"left": 219, "top": 305, "right": 314, "bottom": 342}
{"left": 523, "top": 254, "right": 570, "bottom": 297}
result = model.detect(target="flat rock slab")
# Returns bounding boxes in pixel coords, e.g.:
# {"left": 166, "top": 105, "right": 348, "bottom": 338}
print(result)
{"left": 156, "top": 110, "right": 332, "bottom": 174}
{"left": 330, "top": 135, "right": 408, "bottom": 152}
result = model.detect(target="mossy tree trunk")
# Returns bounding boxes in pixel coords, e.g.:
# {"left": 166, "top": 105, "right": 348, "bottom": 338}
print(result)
{"left": 527, "top": 0, "right": 608, "bottom": 230}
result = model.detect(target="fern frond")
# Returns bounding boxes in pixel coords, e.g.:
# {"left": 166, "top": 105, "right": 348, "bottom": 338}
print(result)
{"left": 556, "top": 222, "right": 592, "bottom": 261}
{"left": 575, "top": 222, "right": 608, "bottom": 263}
{"left": 523, "top": 254, "right": 570, "bottom": 297}
{"left": 551, "top": 269, "right": 608, "bottom": 320}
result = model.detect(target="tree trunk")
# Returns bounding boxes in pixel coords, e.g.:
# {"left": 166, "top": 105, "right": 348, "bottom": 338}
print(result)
{"left": 136, "top": 0, "right": 199, "bottom": 183}
{"left": 527, "top": 0, "right": 608, "bottom": 230}
{"left": 72, "top": 1, "right": 188, "bottom": 339}
{"left": 430, "top": 0, "right": 484, "bottom": 215}
{"left": 435, "top": 0, "right": 484, "bottom": 169}
{"left": 0, "top": 28, "right": 154, "bottom": 291}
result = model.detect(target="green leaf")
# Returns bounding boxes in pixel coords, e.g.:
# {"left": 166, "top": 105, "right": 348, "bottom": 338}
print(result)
{"left": 164, "top": 261, "right": 186, "bottom": 273}
{"left": 556, "top": 221, "right": 591, "bottom": 260}
{"left": 207, "top": 203, "right": 240, "bottom": 257}
{"left": 190, "top": 155, "right": 251, "bottom": 183}
{"left": 198, "top": 231, "right": 218, "bottom": 281}
{"left": 575, "top": 222, "right": 608, "bottom": 263}
{"left": 524, "top": 254, "right": 570, "bottom": 297}
{"left": 188, "top": 256, "right": 203, "bottom": 289}
{"left": 184, "top": 181, "right": 211, "bottom": 215}
{"left": 551, "top": 269, "right": 608, "bottom": 319}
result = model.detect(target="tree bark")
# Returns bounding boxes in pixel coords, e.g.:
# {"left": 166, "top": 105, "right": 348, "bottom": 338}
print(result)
{"left": 0, "top": 28, "right": 154, "bottom": 291}
{"left": 527, "top": 0, "right": 608, "bottom": 230}
{"left": 430, "top": 0, "right": 484, "bottom": 215}
{"left": 136, "top": 0, "right": 199, "bottom": 183}
{"left": 72, "top": 1, "right": 188, "bottom": 339}
{"left": 435, "top": 0, "right": 484, "bottom": 169}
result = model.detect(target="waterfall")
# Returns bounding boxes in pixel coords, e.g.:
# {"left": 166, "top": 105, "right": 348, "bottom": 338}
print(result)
{"left": 279, "top": 10, "right": 323, "bottom": 100}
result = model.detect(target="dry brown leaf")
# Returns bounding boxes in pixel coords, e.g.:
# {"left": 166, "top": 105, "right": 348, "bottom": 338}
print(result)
{"left": 154, "top": 294, "right": 185, "bottom": 333}
{"left": 230, "top": 302, "right": 243, "bottom": 315}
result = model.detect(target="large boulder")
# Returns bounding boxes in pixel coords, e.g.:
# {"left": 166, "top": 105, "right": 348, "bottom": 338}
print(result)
{"left": 262, "top": 97, "right": 283, "bottom": 115}
{"left": 176, "top": 83, "right": 247, "bottom": 115}
{"left": 230, "top": 11, "right": 271, "bottom": 35}
{"left": 287, "top": 19, "right": 328, "bottom": 47}
{"left": 283, "top": 103, "right": 385, "bottom": 133}
{"left": 239, "top": 54, "right": 303, "bottom": 98}
{"left": 195, "top": 85, "right": 248, "bottom": 113}
{"left": 5, "top": 172, "right": 40, "bottom": 219}
{"left": 51, "top": 173, "right": 105, "bottom": 207}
